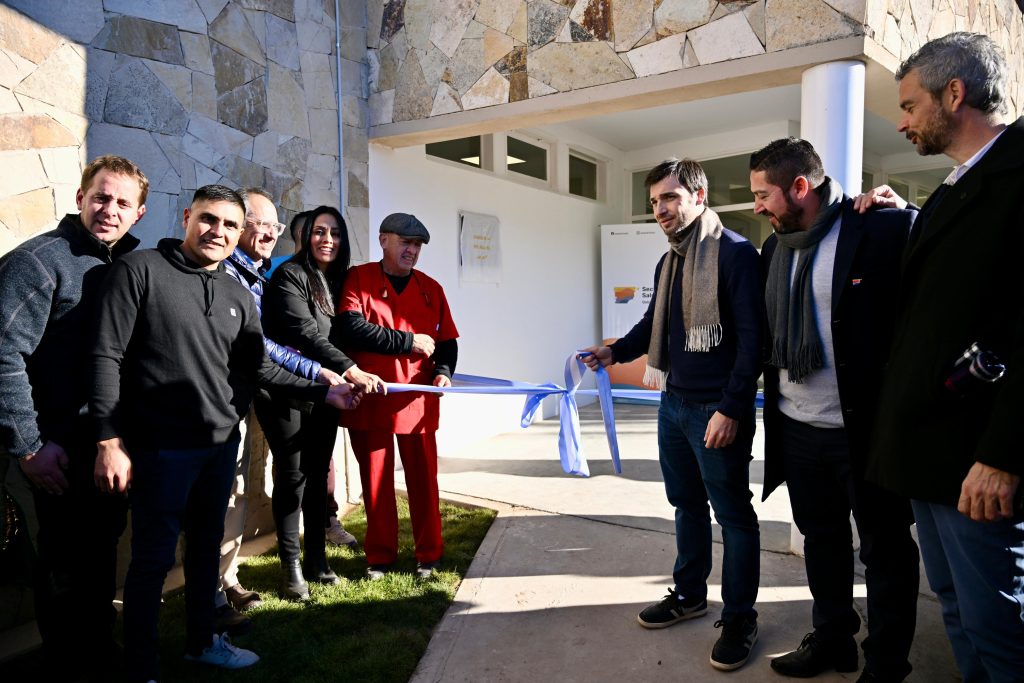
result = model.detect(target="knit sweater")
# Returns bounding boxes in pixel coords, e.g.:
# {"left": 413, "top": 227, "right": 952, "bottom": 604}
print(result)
{"left": 610, "top": 228, "right": 762, "bottom": 420}
{"left": 90, "top": 239, "right": 328, "bottom": 450}
{"left": 0, "top": 214, "right": 139, "bottom": 457}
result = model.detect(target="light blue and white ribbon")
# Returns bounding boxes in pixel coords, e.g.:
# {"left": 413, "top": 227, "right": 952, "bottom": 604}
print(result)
{"left": 386, "top": 352, "right": 762, "bottom": 478}
{"left": 385, "top": 352, "right": 650, "bottom": 477}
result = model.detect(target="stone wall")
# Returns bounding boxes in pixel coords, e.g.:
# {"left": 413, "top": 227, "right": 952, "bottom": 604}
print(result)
{"left": 865, "top": 0, "right": 1024, "bottom": 118}
{"left": 0, "top": 0, "right": 370, "bottom": 542}
{"left": 0, "top": 0, "right": 370, "bottom": 260}
{"left": 366, "top": 0, "right": 1024, "bottom": 128}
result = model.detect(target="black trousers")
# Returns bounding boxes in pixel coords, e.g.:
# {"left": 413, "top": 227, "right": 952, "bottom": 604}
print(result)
{"left": 780, "top": 414, "right": 920, "bottom": 676}
{"left": 26, "top": 439, "right": 128, "bottom": 680}
{"left": 254, "top": 394, "right": 339, "bottom": 565}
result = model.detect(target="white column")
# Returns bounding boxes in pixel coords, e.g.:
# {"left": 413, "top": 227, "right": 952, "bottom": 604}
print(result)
{"left": 787, "top": 61, "right": 867, "bottom": 557}
{"left": 800, "top": 60, "right": 866, "bottom": 196}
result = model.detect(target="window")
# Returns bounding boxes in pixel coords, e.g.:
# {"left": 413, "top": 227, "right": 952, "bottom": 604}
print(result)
{"left": 716, "top": 209, "right": 773, "bottom": 248}
{"left": 701, "top": 154, "right": 755, "bottom": 207}
{"left": 506, "top": 136, "right": 547, "bottom": 182}
{"left": 885, "top": 167, "right": 949, "bottom": 206}
{"left": 426, "top": 136, "right": 483, "bottom": 168}
{"left": 569, "top": 152, "right": 598, "bottom": 200}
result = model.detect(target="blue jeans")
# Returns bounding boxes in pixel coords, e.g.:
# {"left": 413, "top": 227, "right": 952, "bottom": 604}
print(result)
{"left": 912, "top": 499, "right": 1024, "bottom": 683}
{"left": 657, "top": 391, "right": 759, "bottom": 620}
{"left": 123, "top": 439, "right": 239, "bottom": 683}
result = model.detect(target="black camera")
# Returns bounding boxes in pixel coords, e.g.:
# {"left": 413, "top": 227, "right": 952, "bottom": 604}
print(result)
{"left": 944, "top": 342, "right": 1006, "bottom": 397}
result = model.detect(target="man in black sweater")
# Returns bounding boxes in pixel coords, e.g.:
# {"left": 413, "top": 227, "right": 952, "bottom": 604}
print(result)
{"left": 0, "top": 155, "right": 147, "bottom": 681}
{"left": 581, "top": 159, "right": 762, "bottom": 672}
{"left": 90, "top": 185, "right": 359, "bottom": 683}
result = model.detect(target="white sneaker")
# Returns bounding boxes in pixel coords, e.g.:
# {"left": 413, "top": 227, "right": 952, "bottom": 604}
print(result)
{"left": 326, "top": 517, "right": 359, "bottom": 548}
{"left": 184, "top": 633, "right": 259, "bottom": 669}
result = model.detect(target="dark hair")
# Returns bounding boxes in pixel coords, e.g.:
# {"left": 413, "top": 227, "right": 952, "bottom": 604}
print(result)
{"left": 644, "top": 158, "right": 708, "bottom": 194}
{"left": 296, "top": 206, "right": 350, "bottom": 317}
{"left": 237, "top": 187, "right": 274, "bottom": 215}
{"left": 81, "top": 155, "right": 149, "bottom": 205}
{"left": 192, "top": 185, "right": 246, "bottom": 215}
{"left": 749, "top": 138, "right": 825, "bottom": 190}
{"left": 896, "top": 32, "right": 1007, "bottom": 115}
{"left": 289, "top": 210, "right": 310, "bottom": 244}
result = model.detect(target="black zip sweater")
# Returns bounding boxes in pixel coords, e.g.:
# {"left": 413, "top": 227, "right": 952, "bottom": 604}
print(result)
{"left": 90, "top": 239, "right": 328, "bottom": 450}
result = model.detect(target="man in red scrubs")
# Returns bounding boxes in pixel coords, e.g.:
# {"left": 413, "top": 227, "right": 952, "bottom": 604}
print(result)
{"left": 335, "top": 213, "right": 458, "bottom": 580}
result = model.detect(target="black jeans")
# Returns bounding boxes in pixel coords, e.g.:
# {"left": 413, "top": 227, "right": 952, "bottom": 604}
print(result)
{"left": 255, "top": 395, "right": 338, "bottom": 565}
{"left": 123, "top": 439, "right": 238, "bottom": 683}
{"left": 780, "top": 414, "right": 919, "bottom": 675}
{"left": 9, "top": 437, "right": 128, "bottom": 680}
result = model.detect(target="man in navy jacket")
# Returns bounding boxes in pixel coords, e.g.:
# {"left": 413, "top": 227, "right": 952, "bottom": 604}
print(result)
{"left": 753, "top": 138, "right": 919, "bottom": 682}
{"left": 582, "top": 158, "right": 762, "bottom": 672}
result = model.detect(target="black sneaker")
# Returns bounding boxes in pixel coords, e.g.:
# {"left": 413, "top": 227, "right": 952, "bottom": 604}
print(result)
{"left": 770, "top": 631, "right": 858, "bottom": 677}
{"left": 711, "top": 615, "right": 758, "bottom": 671}
{"left": 637, "top": 588, "right": 708, "bottom": 629}
{"left": 366, "top": 564, "right": 391, "bottom": 581}
{"left": 213, "top": 604, "right": 252, "bottom": 637}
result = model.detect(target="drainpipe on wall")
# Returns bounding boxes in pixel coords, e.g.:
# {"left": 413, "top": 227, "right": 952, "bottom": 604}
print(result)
{"left": 334, "top": 0, "right": 346, "bottom": 211}
{"left": 333, "top": 0, "right": 354, "bottom": 505}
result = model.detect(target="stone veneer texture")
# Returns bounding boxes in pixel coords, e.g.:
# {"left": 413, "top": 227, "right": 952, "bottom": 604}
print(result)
{"left": 0, "top": 0, "right": 371, "bottom": 262}
{"left": 367, "top": 0, "right": 1024, "bottom": 127}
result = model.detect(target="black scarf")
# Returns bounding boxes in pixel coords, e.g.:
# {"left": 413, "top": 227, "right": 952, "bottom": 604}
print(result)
{"left": 765, "top": 177, "right": 844, "bottom": 383}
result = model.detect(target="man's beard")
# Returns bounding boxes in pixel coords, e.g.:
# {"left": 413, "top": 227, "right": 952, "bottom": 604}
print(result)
{"left": 770, "top": 195, "right": 804, "bottom": 234}
{"left": 911, "top": 106, "right": 955, "bottom": 156}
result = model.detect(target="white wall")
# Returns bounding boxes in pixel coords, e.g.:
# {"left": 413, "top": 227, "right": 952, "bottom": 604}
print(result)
{"left": 368, "top": 126, "right": 624, "bottom": 456}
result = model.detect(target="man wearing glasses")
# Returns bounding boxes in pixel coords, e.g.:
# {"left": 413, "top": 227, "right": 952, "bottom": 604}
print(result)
{"left": 214, "top": 188, "right": 347, "bottom": 632}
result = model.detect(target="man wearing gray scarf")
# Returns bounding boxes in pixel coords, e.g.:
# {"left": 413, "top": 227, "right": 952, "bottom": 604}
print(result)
{"left": 753, "top": 138, "right": 919, "bottom": 683}
{"left": 582, "top": 158, "right": 762, "bottom": 672}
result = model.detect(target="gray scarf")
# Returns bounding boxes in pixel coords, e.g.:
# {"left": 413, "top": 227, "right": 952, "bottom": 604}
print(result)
{"left": 644, "top": 207, "right": 724, "bottom": 390}
{"left": 765, "top": 177, "right": 844, "bottom": 383}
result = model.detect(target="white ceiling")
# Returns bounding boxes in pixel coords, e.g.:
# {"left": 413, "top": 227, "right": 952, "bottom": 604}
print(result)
{"left": 563, "top": 84, "right": 913, "bottom": 158}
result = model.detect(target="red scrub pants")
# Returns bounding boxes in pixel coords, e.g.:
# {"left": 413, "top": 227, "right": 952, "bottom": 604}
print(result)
{"left": 349, "top": 430, "right": 442, "bottom": 566}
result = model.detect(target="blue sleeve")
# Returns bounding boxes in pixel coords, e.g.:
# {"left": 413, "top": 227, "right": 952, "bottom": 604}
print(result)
{"left": 264, "top": 335, "right": 322, "bottom": 381}
{"left": 717, "top": 240, "right": 763, "bottom": 420}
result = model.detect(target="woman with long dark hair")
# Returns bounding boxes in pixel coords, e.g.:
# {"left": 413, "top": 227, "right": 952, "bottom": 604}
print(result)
{"left": 262, "top": 206, "right": 383, "bottom": 599}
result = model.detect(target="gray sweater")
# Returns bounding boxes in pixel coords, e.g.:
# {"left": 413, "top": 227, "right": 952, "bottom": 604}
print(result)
{"left": 0, "top": 215, "right": 139, "bottom": 457}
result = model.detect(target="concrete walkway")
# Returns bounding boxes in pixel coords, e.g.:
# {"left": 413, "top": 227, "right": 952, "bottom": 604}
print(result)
{"left": 404, "top": 403, "right": 958, "bottom": 683}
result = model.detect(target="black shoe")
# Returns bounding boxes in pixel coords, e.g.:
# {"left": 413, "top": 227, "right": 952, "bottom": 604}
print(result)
{"left": 636, "top": 588, "right": 708, "bottom": 629}
{"left": 224, "top": 583, "right": 262, "bottom": 612}
{"left": 711, "top": 615, "right": 758, "bottom": 671}
{"left": 770, "top": 631, "right": 858, "bottom": 677}
{"left": 416, "top": 560, "right": 441, "bottom": 579}
{"left": 213, "top": 604, "right": 252, "bottom": 637}
{"left": 279, "top": 558, "right": 310, "bottom": 601}
{"left": 856, "top": 669, "right": 910, "bottom": 683}
{"left": 303, "top": 556, "right": 340, "bottom": 585}
{"left": 366, "top": 564, "right": 391, "bottom": 581}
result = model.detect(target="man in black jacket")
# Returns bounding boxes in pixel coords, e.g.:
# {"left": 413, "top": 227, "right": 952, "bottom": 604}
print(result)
{"left": 91, "top": 185, "right": 359, "bottom": 683}
{"left": 752, "top": 138, "right": 919, "bottom": 682}
{"left": 0, "top": 155, "right": 147, "bottom": 680}
{"left": 857, "top": 32, "right": 1024, "bottom": 680}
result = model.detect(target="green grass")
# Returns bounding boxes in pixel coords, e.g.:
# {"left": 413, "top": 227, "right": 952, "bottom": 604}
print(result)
{"left": 157, "top": 498, "right": 496, "bottom": 683}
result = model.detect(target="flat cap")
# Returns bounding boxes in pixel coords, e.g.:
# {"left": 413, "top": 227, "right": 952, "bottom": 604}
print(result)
{"left": 379, "top": 212, "right": 430, "bottom": 243}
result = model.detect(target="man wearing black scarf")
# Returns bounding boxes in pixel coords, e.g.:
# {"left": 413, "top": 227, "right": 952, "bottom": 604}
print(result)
{"left": 753, "top": 138, "right": 919, "bottom": 683}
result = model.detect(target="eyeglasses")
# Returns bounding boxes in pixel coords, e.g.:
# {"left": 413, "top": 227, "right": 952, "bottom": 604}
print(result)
{"left": 246, "top": 218, "right": 286, "bottom": 236}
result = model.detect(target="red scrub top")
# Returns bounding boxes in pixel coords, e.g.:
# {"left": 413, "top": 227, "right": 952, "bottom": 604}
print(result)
{"left": 338, "top": 262, "right": 459, "bottom": 433}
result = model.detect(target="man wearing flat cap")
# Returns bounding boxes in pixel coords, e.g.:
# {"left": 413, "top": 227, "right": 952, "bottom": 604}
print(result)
{"left": 333, "top": 213, "right": 458, "bottom": 579}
